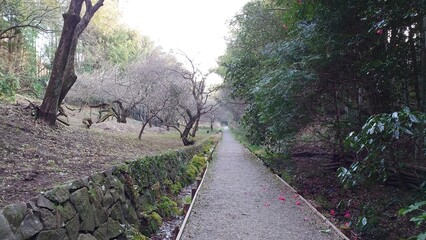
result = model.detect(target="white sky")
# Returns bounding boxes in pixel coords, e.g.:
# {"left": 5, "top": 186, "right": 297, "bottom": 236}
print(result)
{"left": 120, "top": 0, "right": 249, "bottom": 75}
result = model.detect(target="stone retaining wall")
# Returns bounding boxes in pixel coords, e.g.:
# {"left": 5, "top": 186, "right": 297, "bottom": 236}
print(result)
{"left": 0, "top": 137, "right": 217, "bottom": 240}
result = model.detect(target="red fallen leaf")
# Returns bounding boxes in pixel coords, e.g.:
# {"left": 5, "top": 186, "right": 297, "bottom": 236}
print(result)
{"left": 278, "top": 196, "right": 286, "bottom": 201}
{"left": 377, "top": 29, "right": 384, "bottom": 35}
{"left": 292, "top": 194, "right": 298, "bottom": 199}
{"left": 296, "top": 201, "right": 301, "bottom": 205}
{"left": 344, "top": 211, "right": 351, "bottom": 218}
{"left": 330, "top": 209, "right": 336, "bottom": 216}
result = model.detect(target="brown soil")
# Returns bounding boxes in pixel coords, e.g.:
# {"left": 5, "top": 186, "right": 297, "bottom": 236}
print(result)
{"left": 0, "top": 98, "right": 199, "bottom": 208}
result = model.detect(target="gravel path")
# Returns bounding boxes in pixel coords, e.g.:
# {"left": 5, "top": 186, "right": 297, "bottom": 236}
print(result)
{"left": 181, "top": 130, "right": 342, "bottom": 240}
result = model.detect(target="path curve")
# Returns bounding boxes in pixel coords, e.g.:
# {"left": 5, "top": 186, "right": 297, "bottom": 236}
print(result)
{"left": 181, "top": 130, "right": 342, "bottom": 240}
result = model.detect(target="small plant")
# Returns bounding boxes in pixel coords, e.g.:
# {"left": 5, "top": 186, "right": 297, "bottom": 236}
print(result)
{"left": 399, "top": 200, "right": 426, "bottom": 240}
{"left": 183, "top": 196, "right": 192, "bottom": 204}
{"left": 355, "top": 205, "right": 378, "bottom": 233}
{"left": 125, "top": 225, "right": 149, "bottom": 240}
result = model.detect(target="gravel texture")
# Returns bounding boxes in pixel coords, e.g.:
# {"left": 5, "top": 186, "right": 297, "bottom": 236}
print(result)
{"left": 181, "top": 130, "right": 342, "bottom": 240}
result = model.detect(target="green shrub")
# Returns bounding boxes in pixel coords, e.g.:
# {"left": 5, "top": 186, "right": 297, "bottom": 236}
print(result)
{"left": 339, "top": 108, "right": 425, "bottom": 187}
{"left": 149, "top": 212, "right": 162, "bottom": 232}
{"left": 0, "top": 72, "right": 19, "bottom": 100}
{"left": 191, "top": 155, "right": 207, "bottom": 172}
{"left": 170, "top": 182, "right": 182, "bottom": 195}
{"left": 157, "top": 196, "right": 179, "bottom": 218}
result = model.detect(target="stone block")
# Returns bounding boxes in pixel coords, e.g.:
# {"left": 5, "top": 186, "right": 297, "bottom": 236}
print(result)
{"left": 2, "top": 202, "right": 27, "bottom": 232}
{"left": 109, "top": 203, "right": 125, "bottom": 223}
{"left": 65, "top": 214, "right": 79, "bottom": 240}
{"left": 35, "top": 228, "right": 66, "bottom": 240}
{"left": 79, "top": 207, "right": 95, "bottom": 232}
{"left": 77, "top": 234, "right": 97, "bottom": 240}
{"left": 92, "top": 201, "right": 107, "bottom": 228}
{"left": 44, "top": 185, "right": 70, "bottom": 204}
{"left": 39, "top": 208, "right": 63, "bottom": 230}
{"left": 69, "top": 188, "right": 91, "bottom": 220}
{"left": 0, "top": 211, "right": 16, "bottom": 240}
{"left": 69, "top": 177, "right": 89, "bottom": 191}
{"left": 102, "top": 191, "right": 114, "bottom": 209}
{"left": 122, "top": 200, "right": 138, "bottom": 225}
{"left": 36, "top": 195, "right": 55, "bottom": 211}
{"left": 18, "top": 211, "right": 43, "bottom": 239}
{"left": 58, "top": 201, "right": 77, "bottom": 222}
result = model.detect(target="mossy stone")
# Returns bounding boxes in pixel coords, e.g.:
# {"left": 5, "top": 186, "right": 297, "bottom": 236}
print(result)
{"left": 69, "top": 188, "right": 91, "bottom": 220}
{"left": 96, "top": 218, "right": 124, "bottom": 239}
{"left": 102, "top": 191, "right": 114, "bottom": 209}
{"left": 58, "top": 201, "right": 77, "bottom": 222}
{"left": 39, "top": 208, "right": 63, "bottom": 230}
{"left": 2, "top": 202, "right": 27, "bottom": 231}
{"left": 79, "top": 207, "right": 95, "bottom": 232}
{"left": 92, "top": 200, "right": 107, "bottom": 227}
{"left": 0, "top": 212, "right": 16, "bottom": 240}
{"left": 109, "top": 202, "right": 125, "bottom": 223}
{"left": 36, "top": 194, "right": 55, "bottom": 211}
{"left": 44, "top": 185, "right": 70, "bottom": 204}
{"left": 65, "top": 213, "right": 79, "bottom": 240}
{"left": 122, "top": 200, "right": 138, "bottom": 225}
{"left": 69, "top": 178, "right": 89, "bottom": 191}
{"left": 35, "top": 228, "right": 66, "bottom": 240}
{"left": 18, "top": 211, "right": 43, "bottom": 239}
{"left": 77, "top": 234, "right": 97, "bottom": 240}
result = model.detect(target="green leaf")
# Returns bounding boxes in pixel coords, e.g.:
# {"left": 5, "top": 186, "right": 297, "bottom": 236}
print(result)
{"left": 409, "top": 114, "right": 420, "bottom": 123}
{"left": 401, "top": 127, "right": 414, "bottom": 135}
{"left": 400, "top": 201, "right": 426, "bottom": 215}
{"left": 417, "top": 232, "right": 426, "bottom": 240}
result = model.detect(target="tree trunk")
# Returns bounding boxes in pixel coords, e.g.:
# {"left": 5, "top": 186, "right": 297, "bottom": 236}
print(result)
{"left": 39, "top": 0, "right": 104, "bottom": 125}
{"left": 39, "top": 3, "right": 83, "bottom": 125}
{"left": 138, "top": 121, "right": 149, "bottom": 140}
{"left": 181, "top": 116, "right": 198, "bottom": 146}
{"left": 182, "top": 126, "right": 194, "bottom": 146}
{"left": 138, "top": 114, "right": 157, "bottom": 139}
{"left": 191, "top": 116, "right": 200, "bottom": 137}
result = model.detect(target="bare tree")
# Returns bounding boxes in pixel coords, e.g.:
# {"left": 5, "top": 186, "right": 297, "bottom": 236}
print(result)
{"left": 160, "top": 53, "right": 218, "bottom": 146}
{"left": 39, "top": 0, "right": 104, "bottom": 125}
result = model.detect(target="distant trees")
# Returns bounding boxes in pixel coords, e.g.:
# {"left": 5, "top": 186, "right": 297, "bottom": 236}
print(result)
{"left": 0, "top": 0, "right": 61, "bottom": 99}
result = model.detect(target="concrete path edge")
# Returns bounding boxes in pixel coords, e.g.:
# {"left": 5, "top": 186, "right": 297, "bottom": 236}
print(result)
{"left": 247, "top": 147, "right": 350, "bottom": 240}
{"left": 176, "top": 161, "right": 210, "bottom": 240}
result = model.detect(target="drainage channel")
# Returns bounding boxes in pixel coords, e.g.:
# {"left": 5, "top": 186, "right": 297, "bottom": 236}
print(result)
{"left": 151, "top": 162, "right": 209, "bottom": 240}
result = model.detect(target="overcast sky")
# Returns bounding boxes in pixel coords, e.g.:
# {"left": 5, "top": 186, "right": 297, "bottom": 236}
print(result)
{"left": 120, "top": 0, "right": 249, "bottom": 74}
